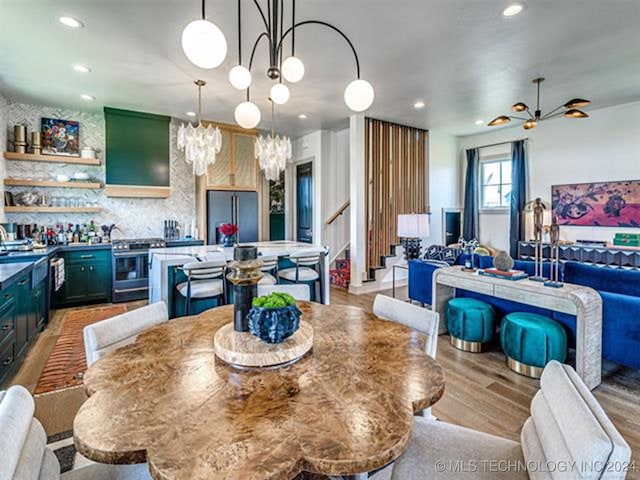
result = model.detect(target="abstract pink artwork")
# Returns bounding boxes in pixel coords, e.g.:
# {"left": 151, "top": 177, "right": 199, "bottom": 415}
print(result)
{"left": 552, "top": 180, "right": 640, "bottom": 227}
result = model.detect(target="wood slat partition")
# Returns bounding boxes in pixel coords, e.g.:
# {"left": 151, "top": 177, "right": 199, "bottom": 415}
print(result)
{"left": 364, "top": 118, "right": 428, "bottom": 275}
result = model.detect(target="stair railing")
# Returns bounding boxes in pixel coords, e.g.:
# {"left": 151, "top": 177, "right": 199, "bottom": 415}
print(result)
{"left": 325, "top": 200, "right": 350, "bottom": 225}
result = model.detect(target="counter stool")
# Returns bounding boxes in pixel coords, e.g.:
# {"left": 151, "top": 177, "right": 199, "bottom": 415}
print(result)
{"left": 500, "top": 312, "right": 567, "bottom": 378}
{"left": 446, "top": 297, "right": 496, "bottom": 352}
{"left": 258, "top": 255, "right": 279, "bottom": 286}
{"left": 176, "top": 258, "right": 227, "bottom": 316}
{"left": 278, "top": 249, "right": 323, "bottom": 303}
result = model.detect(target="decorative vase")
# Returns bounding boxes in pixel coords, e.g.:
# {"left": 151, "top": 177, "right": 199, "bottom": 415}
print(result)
{"left": 226, "top": 246, "right": 263, "bottom": 332}
{"left": 247, "top": 304, "right": 302, "bottom": 344}
{"left": 221, "top": 234, "right": 236, "bottom": 247}
{"left": 494, "top": 251, "right": 515, "bottom": 272}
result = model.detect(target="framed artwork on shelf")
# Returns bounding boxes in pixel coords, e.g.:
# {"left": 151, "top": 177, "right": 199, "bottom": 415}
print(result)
{"left": 41, "top": 117, "right": 80, "bottom": 156}
{"left": 552, "top": 180, "right": 640, "bottom": 227}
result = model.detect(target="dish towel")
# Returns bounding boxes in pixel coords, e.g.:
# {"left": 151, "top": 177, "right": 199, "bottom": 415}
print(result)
{"left": 52, "top": 257, "right": 66, "bottom": 291}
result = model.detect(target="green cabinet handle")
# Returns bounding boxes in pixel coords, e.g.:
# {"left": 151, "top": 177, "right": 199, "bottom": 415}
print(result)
{"left": 3, "top": 293, "right": 12, "bottom": 300}
{"left": 1, "top": 324, "right": 10, "bottom": 331}
{"left": 80, "top": 254, "right": 95, "bottom": 259}
{"left": 2, "top": 356, "right": 12, "bottom": 366}
{"left": 18, "top": 279, "right": 28, "bottom": 286}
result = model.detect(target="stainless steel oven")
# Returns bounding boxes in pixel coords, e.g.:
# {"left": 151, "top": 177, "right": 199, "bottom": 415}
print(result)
{"left": 112, "top": 239, "right": 165, "bottom": 302}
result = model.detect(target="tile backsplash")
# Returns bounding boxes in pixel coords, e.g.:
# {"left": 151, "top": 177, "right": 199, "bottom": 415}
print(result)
{"left": 3, "top": 102, "right": 196, "bottom": 239}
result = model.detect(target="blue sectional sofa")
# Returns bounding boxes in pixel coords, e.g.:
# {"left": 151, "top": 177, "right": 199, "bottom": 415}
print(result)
{"left": 408, "top": 254, "right": 640, "bottom": 370}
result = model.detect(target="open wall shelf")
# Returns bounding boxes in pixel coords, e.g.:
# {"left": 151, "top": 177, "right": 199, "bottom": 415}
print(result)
{"left": 4, "top": 179, "right": 102, "bottom": 189}
{"left": 3, "top": 152, "right": 101, "bottom": 166}
{"left": 5, "top": 206, "right": 102, "bottom": 213}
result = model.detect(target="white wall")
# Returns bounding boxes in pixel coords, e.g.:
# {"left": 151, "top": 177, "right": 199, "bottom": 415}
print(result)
{"left": 425, "top": 130, "right": 461, "bottom": 245}
{"left": 459, "top": 101, "right": 640, "bottom": 251}
{"left": 285, "top": 128, "right": 350, "bottom": 261}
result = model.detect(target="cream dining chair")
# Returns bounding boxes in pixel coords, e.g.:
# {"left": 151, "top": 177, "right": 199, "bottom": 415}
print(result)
{"left": 257, "top": 284, "right": 311, "bottom": 301}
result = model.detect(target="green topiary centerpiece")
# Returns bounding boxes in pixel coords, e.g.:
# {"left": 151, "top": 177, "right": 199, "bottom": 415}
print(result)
{"left": 247, "top": 292, "right": 302, "bottom": 343}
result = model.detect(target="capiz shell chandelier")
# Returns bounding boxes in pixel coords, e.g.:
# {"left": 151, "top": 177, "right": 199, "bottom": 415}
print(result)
{"left": 177, "top": 80, "right": 222, "bottom": 176}
{"left": 255, "top": 100, "right": 291, "bottom": 181}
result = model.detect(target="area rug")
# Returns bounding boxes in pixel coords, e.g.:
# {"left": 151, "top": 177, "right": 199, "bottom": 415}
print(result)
{"left": 34, "top": 305, "right": 128, "bottom": 394}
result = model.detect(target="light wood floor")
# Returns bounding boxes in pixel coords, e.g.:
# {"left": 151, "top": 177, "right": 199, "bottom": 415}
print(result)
{"left": 7, "top": 288, "right": 640, "bottom": 477}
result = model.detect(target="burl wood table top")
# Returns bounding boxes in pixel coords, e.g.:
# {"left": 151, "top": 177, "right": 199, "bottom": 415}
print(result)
{"left": 74, "top": 302, "right": 445, "bottom": 480}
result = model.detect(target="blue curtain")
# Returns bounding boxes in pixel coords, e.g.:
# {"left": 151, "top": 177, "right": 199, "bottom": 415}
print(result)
{"left": 509, "top": 140, "right": 527, "bottom": 257}
{"left": 463, "top": 148, "right": 479, "bottom": 241}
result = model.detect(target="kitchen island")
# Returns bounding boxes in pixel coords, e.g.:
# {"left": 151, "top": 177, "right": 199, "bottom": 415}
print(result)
{"left": 148, "top": 241, "right": 330, "bottom": 318}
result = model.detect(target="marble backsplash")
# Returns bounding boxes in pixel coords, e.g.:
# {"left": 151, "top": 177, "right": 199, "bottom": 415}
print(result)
{"left": 3, "top": 102, "right": 196, "bottom": 240}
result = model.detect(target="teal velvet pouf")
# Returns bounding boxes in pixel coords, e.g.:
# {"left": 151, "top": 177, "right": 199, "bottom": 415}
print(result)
{"left": 446, "top": 298, "right": 496, "bottom": 352}
{"left": 500, "top": 312, "right": 567, "bottom": 378}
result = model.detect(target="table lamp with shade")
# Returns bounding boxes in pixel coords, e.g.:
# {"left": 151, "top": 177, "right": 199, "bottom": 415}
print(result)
{"left": 397, "top": 213, "right": 430, "bottom": 261}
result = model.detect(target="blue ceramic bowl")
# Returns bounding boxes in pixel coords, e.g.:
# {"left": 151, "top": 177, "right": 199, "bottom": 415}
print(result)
{"left": 247, "top": 303, "right": 302, "bottom": 344}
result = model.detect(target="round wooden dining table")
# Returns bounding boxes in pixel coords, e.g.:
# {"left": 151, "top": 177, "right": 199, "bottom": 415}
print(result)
{"left": 74, "top": 302, "right": 445, "bottom": 480}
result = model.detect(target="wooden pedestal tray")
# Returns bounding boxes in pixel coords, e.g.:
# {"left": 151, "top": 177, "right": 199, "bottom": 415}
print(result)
{"left": 214, "top": 321, "right": 313, "bottom": 368}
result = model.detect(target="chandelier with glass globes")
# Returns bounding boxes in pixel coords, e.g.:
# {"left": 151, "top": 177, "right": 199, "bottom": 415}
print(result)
{"left": 181, "top": 0, "right": 375, "bottom": 130}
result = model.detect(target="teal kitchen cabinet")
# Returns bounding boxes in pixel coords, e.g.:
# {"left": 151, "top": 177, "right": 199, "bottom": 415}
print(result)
{"left": 0, "top": 284, "right": 17, "bottom": 384}
{"left": 15, "top": 274, "right": 31, "bottom": 359}
{"left": 54, "top": 249, "right": 112, "bottom": 307}
{"left": 104, "top": 107, "right": 171, "bottom": 198}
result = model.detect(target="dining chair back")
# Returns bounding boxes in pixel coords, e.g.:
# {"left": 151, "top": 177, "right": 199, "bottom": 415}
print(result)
{"left": 381, "top": 361, "right": 631, "bottom": 480}
{"left": 373, "top": 295, "right": 439, "bottom": 358}
{"left": 257, "top": 284, "right": 311, "bottom": 301}
{"left": 278, "top": 249, "right": 323, "bottom": 302}
{"left": 258, "top": 255, "right": 279, "bottom": 285}
{"left": 83, "top": 301, "right": 169, "bottom": 367}
{"left": 177, "top": 258, "right": 227, "bottom": 315}
{"left": 0, "top": 385, "right": 151, "bottom": 480}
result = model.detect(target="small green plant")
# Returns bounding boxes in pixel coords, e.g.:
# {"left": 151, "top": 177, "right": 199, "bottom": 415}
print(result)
{"left": 252, "top": 292, "right": 296, "bottom": 308}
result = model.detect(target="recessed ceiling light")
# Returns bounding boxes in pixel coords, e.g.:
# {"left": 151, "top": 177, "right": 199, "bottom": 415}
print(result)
{"left": 58, "top": 16, "right": 84, "bottom": 28}
{"left": 186, "top": 111, "right": 196, "bottom": 117}
{"left": 475, "top": 119, "right": 484, "bottom": 125}
{"left": 414, "top": 101, "right": 425, "bottom": 109}
{"left": 298, "top": 114, "right": 307, "bottom": 119}
{"left": 502, "top": 4, "right": 524, "bottom": 17}
{"left": 80, "top": 94, "right": 95, "bottom": 101}
{"left": 72, "top": 64, "right": 91, "bottom": 73}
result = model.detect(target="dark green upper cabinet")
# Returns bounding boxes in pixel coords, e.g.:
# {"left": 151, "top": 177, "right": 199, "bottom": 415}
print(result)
{"left": 104, "top": 107, "right": 171, "bottom": 187}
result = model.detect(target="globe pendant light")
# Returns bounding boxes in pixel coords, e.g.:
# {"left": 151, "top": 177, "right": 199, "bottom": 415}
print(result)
{"left": 255, "top": 100, "right": 291, "bottom": 182}
{"left": 344, "top": 79, "right": 375, "bottom": 112}
{"left": 488, "top": 78, "right": 590, "bottom": 129}
{"left": 181, "top": 0, "right": 227, "bottom": 69}
{"left": 219, "top": 0, "right": 375, "bottom": 129}
{"left": 281, "top": 56, "right": 305, "bottom": 83}
{"left": 270, "top": 83, "right": 290, "bottom": 105}
{"left": 234, "top": 101, "right": 261, "bottom": 129}
{"left": 229, "top": 65, "right": 252, "bottom": 90}
{"left": 177, "top": 80, "right": 222, "bottom": 176}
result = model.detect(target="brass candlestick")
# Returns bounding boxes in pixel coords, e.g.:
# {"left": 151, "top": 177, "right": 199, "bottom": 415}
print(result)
{"left": 31, "top": 132, "right": 42, "bottom": 154}
{"left": 226, "top": 246, "right": 263, "bottom": 332}
{"left": 13, "top": 125, "right": 27, "bottom": 153}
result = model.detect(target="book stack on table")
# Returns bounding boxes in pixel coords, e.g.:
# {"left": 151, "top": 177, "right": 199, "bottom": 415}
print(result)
{"left": 479, "top": 268, "right": 529, "bottom": 281}
{"left": 613, "top": 233, "right": 640, "bottom": 247}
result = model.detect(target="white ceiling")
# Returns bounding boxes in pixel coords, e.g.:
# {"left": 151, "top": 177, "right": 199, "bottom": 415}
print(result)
{"left": 1, "top": 0, "right": 639, "bottom": 138}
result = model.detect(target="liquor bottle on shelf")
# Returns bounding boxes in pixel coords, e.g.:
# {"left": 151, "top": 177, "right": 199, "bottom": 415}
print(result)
{"left": 66, "top": 224, "right": 74, "bottom": 244}
{"left": 32, "top": 224, "right": 41, "bottom": 243}
{"left": 73, "top": 224, "right": 81, "bottom": 243}
{"left": 57, "top": 224, "right": 66, "bottom": 245}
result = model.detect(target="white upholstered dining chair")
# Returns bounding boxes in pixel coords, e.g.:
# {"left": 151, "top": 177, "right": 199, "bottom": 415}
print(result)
{"left": 0, "top": 385, "right": 151, "bottom": 480}
{"left": 257, "top": 284, "right": 311, "bottom": 301}
{"left": 373, "top": 295, "right": 440, "bottom": 419}
{"left": 176, "top": 257, "right": 227, "bottom": 315}
{"left": 257, "top": 255, "right": 279, "bottom": 285}
{"left": 83, "top": 302, "right": 168, "bottom": 367}
{"left": 278, "top": 249, "right": 323, "bottom": 302}
{"left": 371, "top": 361, "right": 631, "bottom": 480}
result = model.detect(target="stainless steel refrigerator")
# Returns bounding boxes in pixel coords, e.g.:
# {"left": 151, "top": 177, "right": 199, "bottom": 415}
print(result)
{"left": 207, "top": 190, "right": 259, "bottom": 244}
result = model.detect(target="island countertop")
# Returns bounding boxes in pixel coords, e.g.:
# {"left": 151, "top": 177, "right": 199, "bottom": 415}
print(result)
{"left": 148, "top": 241, "right": 331, "bottom": 314}
{"left": 0, "top": 261, "right": 35, "bottom": 290}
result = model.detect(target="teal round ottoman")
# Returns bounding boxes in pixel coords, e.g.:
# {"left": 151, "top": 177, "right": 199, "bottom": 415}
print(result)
{"left": 500, "top": 312, "right": 567, "bottom": 378}
{"left": 446, "top": 298, "right": 496, "bottom": 352}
